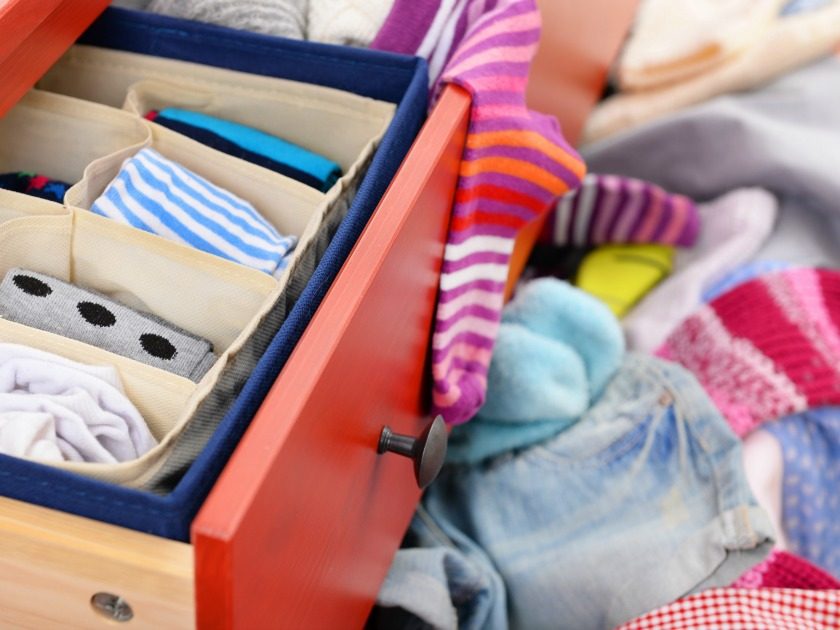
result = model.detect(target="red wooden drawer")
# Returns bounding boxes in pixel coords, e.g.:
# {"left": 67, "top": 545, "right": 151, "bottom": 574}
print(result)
{"left": 0, "top": 84, "right": 469, "bottom": 629}
{"left": 0, "top": 0, "right": 110, "bottom": 118}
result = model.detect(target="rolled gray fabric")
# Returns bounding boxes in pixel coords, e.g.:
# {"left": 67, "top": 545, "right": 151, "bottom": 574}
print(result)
{"left": 147, "top": 0, "right": 307, "bottom": 39}
{"left": 0, "top": 269, "right": 216, "bottom": 381}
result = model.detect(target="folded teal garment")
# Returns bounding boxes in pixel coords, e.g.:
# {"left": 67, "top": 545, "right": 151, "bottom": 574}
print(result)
{"left": 158, "top": 108, "right": 342, "bottom": 190}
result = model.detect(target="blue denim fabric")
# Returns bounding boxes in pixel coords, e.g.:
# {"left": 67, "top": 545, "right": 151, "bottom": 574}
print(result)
{"left": 378, "top": 354, "right": 774, "bottom": 629}
{"left": 377, "top": 508, "right": 508, "bottom": 630}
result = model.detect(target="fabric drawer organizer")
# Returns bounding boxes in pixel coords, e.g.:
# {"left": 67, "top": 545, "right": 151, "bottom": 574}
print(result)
{"left": 0, "top": 7, "right": 427, "bottom": 541}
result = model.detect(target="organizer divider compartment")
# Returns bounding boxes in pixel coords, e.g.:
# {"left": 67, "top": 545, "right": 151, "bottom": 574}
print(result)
{"left": 0, "top": 200, "right": 277, "bottom": 485}
{"left": 0, "top": 319, "right": 195, "bottom": 444}
{"left": 0, "top": 90, "right": 150, "bottom": 189}
{"left": 0, "top": 189, "right": 71, "bottom": 312}
{"left": 40, "top": 45, "right": 396, "bottom": 172}
{"left": 123, "top": 76, "right": 395, "bottom": 173}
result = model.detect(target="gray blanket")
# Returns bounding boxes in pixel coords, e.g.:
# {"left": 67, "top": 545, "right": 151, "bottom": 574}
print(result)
{"left": 583, "top": 56, "right": 840, "bottom": 268}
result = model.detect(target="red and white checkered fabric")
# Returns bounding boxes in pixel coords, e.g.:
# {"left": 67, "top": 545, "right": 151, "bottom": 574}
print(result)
{"left": 617, "top": 589, "right": 840, "bottom": 630}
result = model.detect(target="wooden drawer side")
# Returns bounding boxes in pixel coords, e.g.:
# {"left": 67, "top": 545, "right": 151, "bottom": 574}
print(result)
{"left": 0, "top": 496, "right": 193, "bottom": 629}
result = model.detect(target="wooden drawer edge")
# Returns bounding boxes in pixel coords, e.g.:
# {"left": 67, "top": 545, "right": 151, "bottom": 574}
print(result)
{"left": 0, "top": 495, "right": 194, "bottom": 628}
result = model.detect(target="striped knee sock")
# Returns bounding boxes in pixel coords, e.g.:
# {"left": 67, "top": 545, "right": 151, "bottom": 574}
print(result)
{"left": 376, "top": 0, "right": 587, "bottom": 424}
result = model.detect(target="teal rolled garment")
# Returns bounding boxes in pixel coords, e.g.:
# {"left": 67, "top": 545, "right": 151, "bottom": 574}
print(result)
{"left": 158, "top": 108, "right": 342, "bottom": 191}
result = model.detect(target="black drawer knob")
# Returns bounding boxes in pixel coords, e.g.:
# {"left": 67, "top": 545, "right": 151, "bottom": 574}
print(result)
{"left": 378, "top": 415, "right": 447, "bottom": 489}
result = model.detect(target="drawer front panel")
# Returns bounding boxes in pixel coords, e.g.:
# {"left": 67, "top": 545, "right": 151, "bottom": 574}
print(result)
{"left": 193, "top": 86, "right": 471, "bottom": 629}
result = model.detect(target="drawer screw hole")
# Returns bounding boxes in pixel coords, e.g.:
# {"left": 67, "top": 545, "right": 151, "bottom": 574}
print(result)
{"left": 91, "top": 592, "right": 134, "bottom": 622}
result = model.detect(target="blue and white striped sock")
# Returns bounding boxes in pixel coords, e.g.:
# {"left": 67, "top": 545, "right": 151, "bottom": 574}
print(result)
{"left": 90, "top": 148, "right": 297, "bottom": 275}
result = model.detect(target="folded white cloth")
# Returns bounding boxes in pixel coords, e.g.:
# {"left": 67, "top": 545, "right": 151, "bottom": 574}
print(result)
{"left": 618, "top": 0, "right": 786, "bottom": 91}
{"left": 585, "top": 1, "right": 840, "bottom": 142}
{"left": 307, "top": 0, "right": 394, "bottom": 47}
{"left": 0, "top": 344, "right": 157, "bottom": 464}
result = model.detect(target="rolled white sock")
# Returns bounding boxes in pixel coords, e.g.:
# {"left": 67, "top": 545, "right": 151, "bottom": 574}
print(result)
{"left": 0, "top": 343, "right": 157, "bottom": 464}
{"left": 622, "top": 187, "right": 777, "bottom": 352}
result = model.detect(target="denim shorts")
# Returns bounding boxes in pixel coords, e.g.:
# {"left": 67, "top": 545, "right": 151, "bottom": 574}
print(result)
{"left": 377, "top": 354, "right": 774, "bottom": 629}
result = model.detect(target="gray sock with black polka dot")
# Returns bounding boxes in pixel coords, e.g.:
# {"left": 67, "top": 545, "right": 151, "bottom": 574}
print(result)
{"left": 0, "top": 268, "right": 216, "bottom": 381}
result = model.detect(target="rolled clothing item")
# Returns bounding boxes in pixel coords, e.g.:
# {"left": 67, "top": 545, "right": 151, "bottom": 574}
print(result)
{"left": 147, "top": 0, "right": 306, "bottom": 40}
{"left": 0, "top": 269, "right": 216, "bottom": 381}
{"left": 658, "top": 268, "right": 840, "bottom": 438}
{"left": 0, "top": 343, "right": 157, "bottom": 463}
{"left": 378, "top": 354, "right": 774, "bottom": 629}
{"left": 146, "top": 111, "right": 331, "bottom": 191}
{"left": 90, "top": 148, "right": 297, "bottom": 275}
{"left": 151, "top": 108, "right": 341, "bottom": 192}
{"left": 584, "top": 1, "right": 840, "bottom": 143}
{"left": 0, "top": 172, "right": 71, "bottom": 203}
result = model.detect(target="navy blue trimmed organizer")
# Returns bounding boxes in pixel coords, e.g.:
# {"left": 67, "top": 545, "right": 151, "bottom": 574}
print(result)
{"left": 0, "top": 7, "right": 427, "bottom": 542}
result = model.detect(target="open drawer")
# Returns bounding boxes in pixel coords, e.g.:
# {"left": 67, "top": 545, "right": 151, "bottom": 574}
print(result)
{"left": 0, "top": 84, "right": 470, "bottom": 629}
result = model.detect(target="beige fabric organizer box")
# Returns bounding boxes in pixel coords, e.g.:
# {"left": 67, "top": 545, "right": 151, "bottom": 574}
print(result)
{"left": 0, "top": 51, "right": 396, "bottom": 491}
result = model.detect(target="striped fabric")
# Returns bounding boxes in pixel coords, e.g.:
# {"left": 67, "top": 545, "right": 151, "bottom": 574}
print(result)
{"left": 91, "top": 148, "right": 297, "bottom": 276}
{"left": 146, "top": 111, "right": 333, "bottom": 191}
{"left": 542, "top": 174, "right": 701, "bottom": 248}
{"left": 373, "top": 0, "right": 586, "bottom": 424}
{"left": 154, "top": 108, "right": 342, "bottom": 192}
{"left": 658, "top": 268, "right": 840, "bottom": 437}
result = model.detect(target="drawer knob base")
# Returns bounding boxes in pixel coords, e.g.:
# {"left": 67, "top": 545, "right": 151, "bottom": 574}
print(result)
{"left": 378, "top": 415, "right": 447, "bottom": 489}
{"left": 91, "top": 592, "right": 134, "bottom": 622}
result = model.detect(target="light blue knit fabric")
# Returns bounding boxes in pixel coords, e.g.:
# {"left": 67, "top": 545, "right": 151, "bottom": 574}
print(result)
{"left": 446, "top": 278, "right": 625, "bottom": 464}
{"left": 91, "top": 148, "right": 297, "bottom": 275}
{"left": 158, "top": 108, "right": 342, "bottom": 190}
